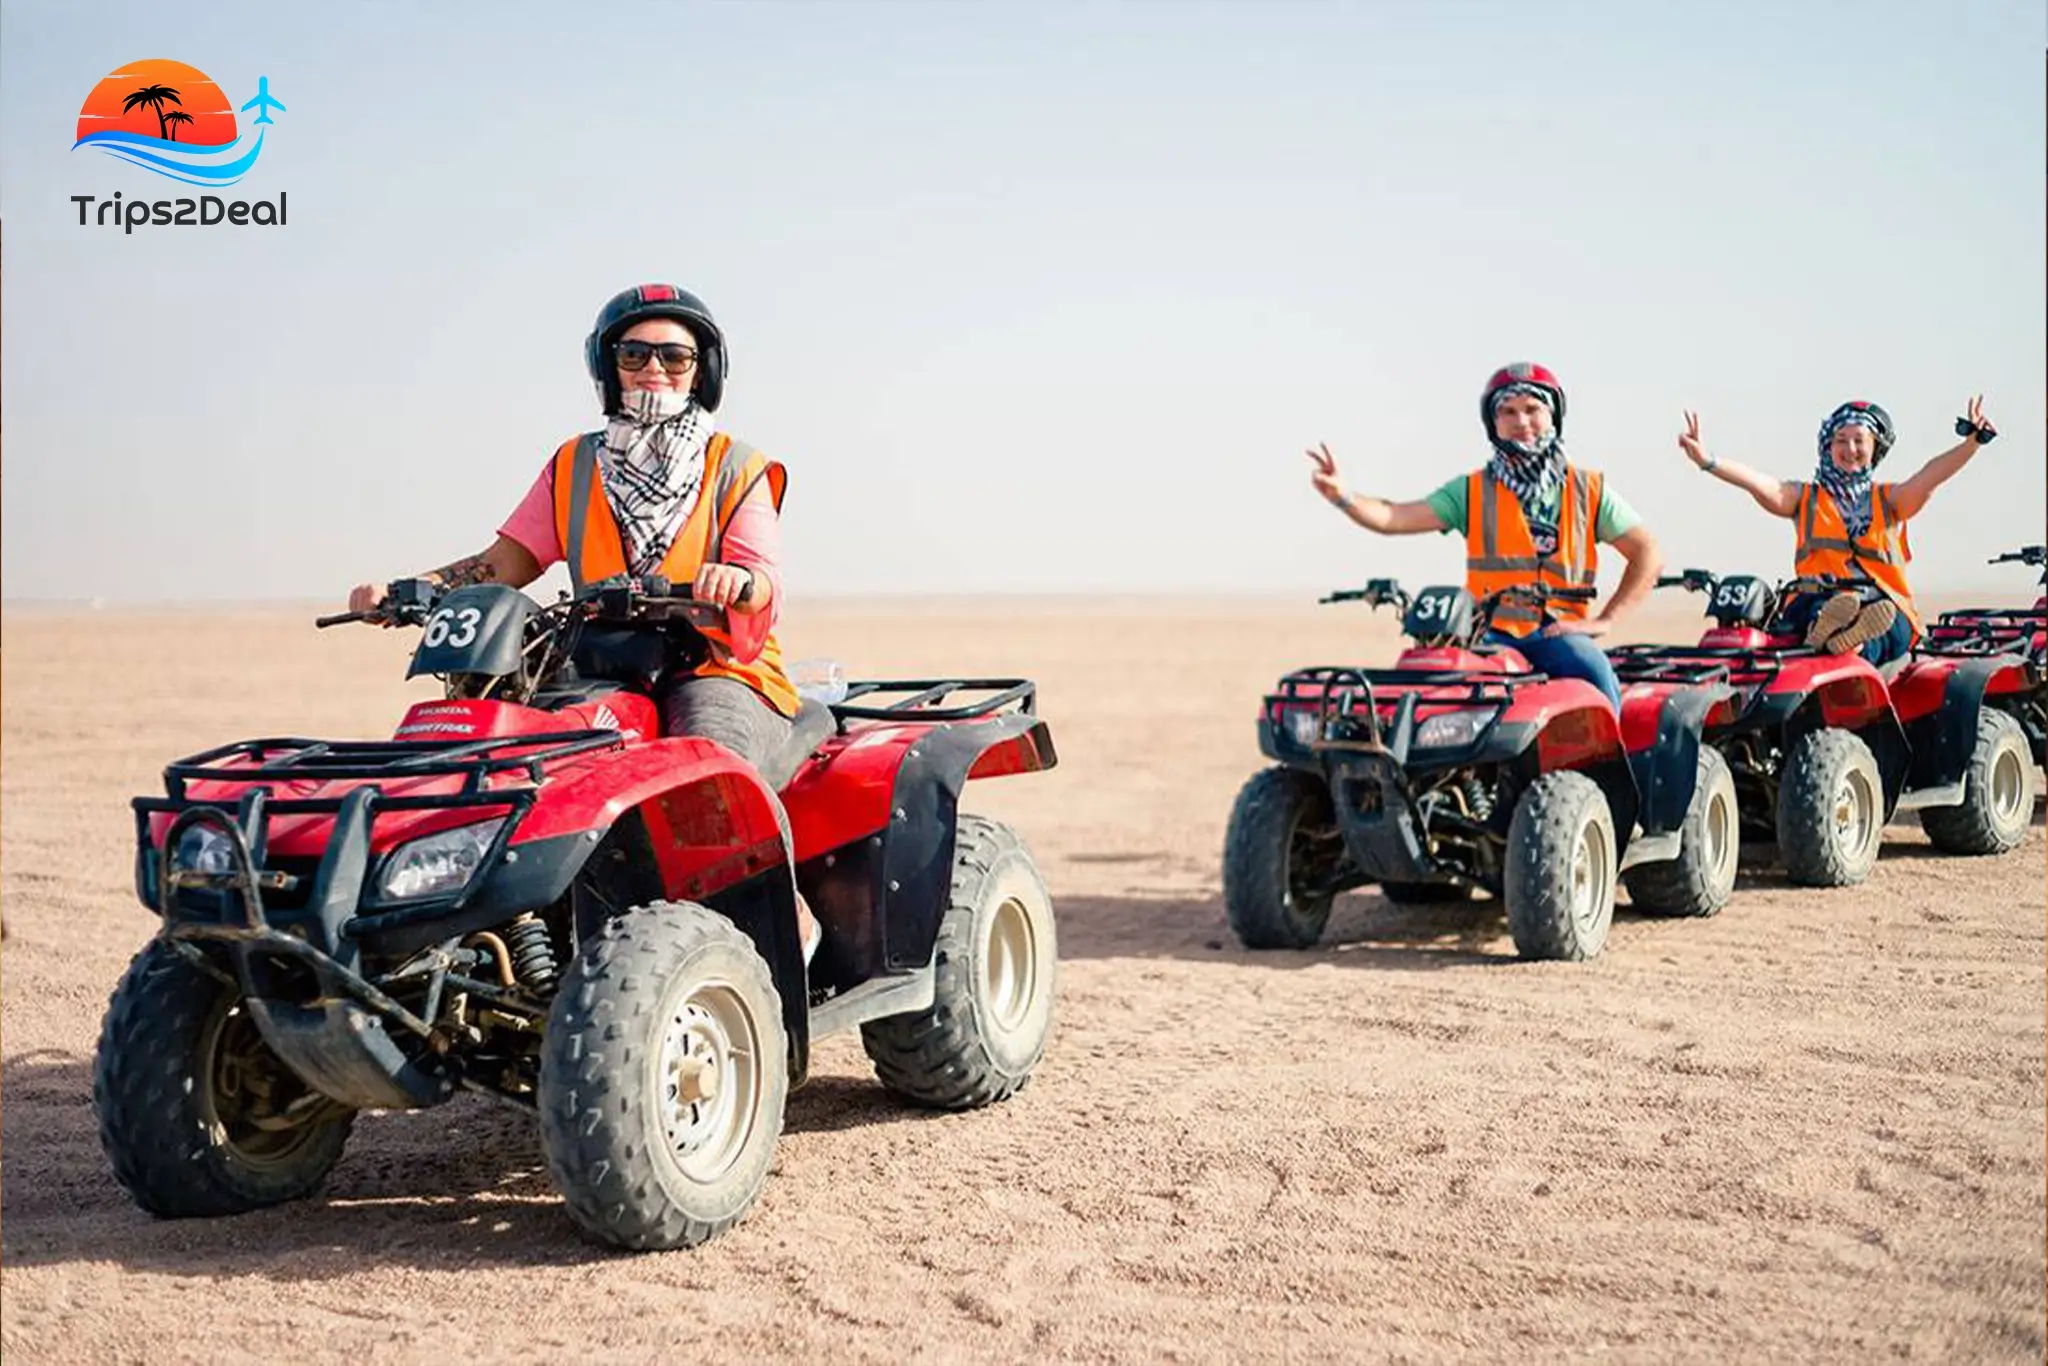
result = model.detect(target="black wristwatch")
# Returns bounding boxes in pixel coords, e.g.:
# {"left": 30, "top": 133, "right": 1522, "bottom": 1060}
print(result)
{"left": 1955, "top": 416, "right": 1998, "bottom": 444}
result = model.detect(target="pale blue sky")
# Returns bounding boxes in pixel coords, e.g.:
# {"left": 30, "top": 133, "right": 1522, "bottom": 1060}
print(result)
{"left": 3, "top": 0, "right": 2042, "bottom": 601}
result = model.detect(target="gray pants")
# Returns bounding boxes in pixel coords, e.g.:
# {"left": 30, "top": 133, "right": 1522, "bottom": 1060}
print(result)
{"left": 660, "top": 675, "right": 797, "bottom": 850}
{"left": 659, "top": 674, "right": 793, "bottom": 770}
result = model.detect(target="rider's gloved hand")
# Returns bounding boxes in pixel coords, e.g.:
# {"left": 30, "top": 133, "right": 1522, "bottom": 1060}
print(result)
{"left": 346, "top": 583, "right": 385, "bottom": 615}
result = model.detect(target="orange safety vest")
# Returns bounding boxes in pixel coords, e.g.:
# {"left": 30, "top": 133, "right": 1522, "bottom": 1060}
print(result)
{"left": 1464, "top": 467, "right": 1602, "bottom": 638}
{"left": 551, "top": 431, "right": 800, "bottom": 717}
{"left": 1792, "top": 480, "right": 1922, "bottom": 640}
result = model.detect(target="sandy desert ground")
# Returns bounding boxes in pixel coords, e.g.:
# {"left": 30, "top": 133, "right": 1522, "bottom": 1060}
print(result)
{"left": 1, "top": 597, "right": 2042, "bottom": 1364}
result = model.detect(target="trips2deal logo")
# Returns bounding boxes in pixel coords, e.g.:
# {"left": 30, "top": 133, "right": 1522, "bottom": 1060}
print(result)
{"left": 71, "top": 58, "right": 287, "bottom": 233}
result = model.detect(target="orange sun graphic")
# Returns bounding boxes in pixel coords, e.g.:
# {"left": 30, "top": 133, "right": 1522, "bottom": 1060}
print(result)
{"left": 75, "top": 59, "right": 238, "bottom": 148}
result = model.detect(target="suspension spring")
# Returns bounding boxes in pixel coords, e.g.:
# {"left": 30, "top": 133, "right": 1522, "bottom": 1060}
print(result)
{"left": 504, "top": 913, "right": 559, "bottom": 997}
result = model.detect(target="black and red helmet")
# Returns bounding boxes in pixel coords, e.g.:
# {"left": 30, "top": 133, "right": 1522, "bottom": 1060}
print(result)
{"left": 1818, "top": 400, "right": 1896, "bottom": 466}
{"left": 584, "top": 282, "right": 727, "bottom": 414}
{"left": 1480, "top": 362, "right": 1566, "bottom": 440}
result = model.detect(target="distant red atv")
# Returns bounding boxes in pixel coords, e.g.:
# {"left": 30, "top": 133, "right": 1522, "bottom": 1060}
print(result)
{"left": 1919, "top": 545, "right": 2045, "bottom": 764}
{"left": 96, "top": 575, "right": 1059, "bottom": 1251}
{"left": 1225, "top": 581, "right": 1742, "bottom": 964}
{"left": 1610, "top": 568, "right": 2036, "bottom": 887}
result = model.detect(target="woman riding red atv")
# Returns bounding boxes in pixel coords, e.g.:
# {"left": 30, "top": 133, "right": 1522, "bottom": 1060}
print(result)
{"left": 1676, "top": 397, "right": 2000, "bottom": 665}
{"left": 345, "top": 282, "right": 821, "bottom": 957}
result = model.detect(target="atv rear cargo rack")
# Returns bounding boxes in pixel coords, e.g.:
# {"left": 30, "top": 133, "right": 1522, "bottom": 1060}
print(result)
{"left": 831, "top": 678, "right": 1037, "bottom": 726}
{"left": 1924, "top": 609, "right": 2044, "bottom": 654}
{"left": 1609, "top": 643, "right": 1813, "bottom": 687}
{"left": 1602, "top": 654, "right": 1735, "bottom": 687}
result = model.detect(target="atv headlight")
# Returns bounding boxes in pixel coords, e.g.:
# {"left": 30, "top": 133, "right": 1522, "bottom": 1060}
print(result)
{"left": 1284, "top": 707, "right": 1326, "bottom": 747}
{"left": 1413, "top": 710, "right": 1486, "bottom": 749}
{"left": 174, "top": 825, "right": 237, "bottom": 875}
{"left": 377, "top": 819, "right": 506, "bottom": 902}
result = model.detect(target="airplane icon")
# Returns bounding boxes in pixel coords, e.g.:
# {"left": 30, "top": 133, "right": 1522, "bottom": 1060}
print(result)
{"left": 240, "top": 77, "right": 285, "bottom": 126}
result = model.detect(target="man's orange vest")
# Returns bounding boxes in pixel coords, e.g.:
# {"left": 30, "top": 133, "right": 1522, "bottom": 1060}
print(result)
{"left": 1464, "top": 467, "right": 1602, "bottom": 638}
{"left": 1792, "top": 480, "right": 1922, "bottom": 639}
{"left": 551, "top": 431, "right": 800, "bottom": 717}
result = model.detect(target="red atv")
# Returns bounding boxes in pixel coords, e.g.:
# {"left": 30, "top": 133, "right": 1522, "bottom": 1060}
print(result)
{"left": 1224, "top": 581, "right": 1742, "bottom": 964}
{"left": 1610, "top": 568, "right": 2036, "bottom": 887}
{"left": 95, "top": 575, "right": 1059, "bottom": 1251}
{"left": 1920, "top": 545, "right": 2045, "bottom": 764}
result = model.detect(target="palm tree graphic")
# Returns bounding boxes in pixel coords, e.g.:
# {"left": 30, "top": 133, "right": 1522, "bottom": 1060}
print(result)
{"left": 121, "top": 84, "right": 183, "bottom": 140}
{"left": 161, "top": 110, "right": 193, "bottom": 142}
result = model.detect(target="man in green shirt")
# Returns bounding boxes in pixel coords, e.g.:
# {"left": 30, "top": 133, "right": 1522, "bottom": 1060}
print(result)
{"left": 1304, "top": 362, "right": 1663, "bottom": 711}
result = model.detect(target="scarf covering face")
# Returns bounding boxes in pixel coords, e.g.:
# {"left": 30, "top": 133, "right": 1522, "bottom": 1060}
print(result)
{"left": 598, "top": 388, "right": 715, "bottom": 575}
{"left": 1484, "top": 381, "right": 1567, "bottom": 532}
{"left": 1815, "top": 410, "right": 1881, "bottom": 538}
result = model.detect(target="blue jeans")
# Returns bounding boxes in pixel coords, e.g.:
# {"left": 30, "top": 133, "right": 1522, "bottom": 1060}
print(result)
{"left": 1486, "top": 628, "right": 1624, "bottom": 712}
{"left": 1779, "top": 592, "right": 1914, "bottom": 666}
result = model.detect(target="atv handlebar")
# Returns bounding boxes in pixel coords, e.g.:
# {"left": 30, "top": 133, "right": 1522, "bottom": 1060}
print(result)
{"left": 1655, "top": 569, "right": 1719, "bottom": 594}
{"left": 1319, "top": 577, "right": 1411, "bottom": 613}
{"left": 317, "top": 577, "right": 443, "bottom": 630}
{"left": 320, "top": 573, "right": 723, "bottom": 632}
{"left": 1320, "top": 579, "right": 1594, "bottom": 647}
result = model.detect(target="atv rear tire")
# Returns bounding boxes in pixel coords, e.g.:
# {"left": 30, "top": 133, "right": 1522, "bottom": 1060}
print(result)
{"left": 94, "top": 941, "right": 355, "bottom": 1218}
{"left": 862, "top": 816, "right": 1057, "bottom": 1110}
{"left": 1504, "top": 770, "right": 1617, "bottom": 962}
{"left": 1777, "top": 728, "right": 1883, "bottom": 887}
{"left": 1223, "top": 766, "right": 1342, "bottom": 948}
{"left": 540, "top": 902, "right": 787, "bottom": 1251}
{"left": 1379, "top": 880, "right": 1474, "bottom": 905}
{"left": 1921, "top": 708, "right": 2035, "bottom": 855}
{"left": 1623, "top": 746, "right": 1739, "bottom": 917}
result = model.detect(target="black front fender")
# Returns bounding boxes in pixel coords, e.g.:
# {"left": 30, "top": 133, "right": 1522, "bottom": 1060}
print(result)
{"left": 1628, "top": 685, "right": 1735, "bottom": 834}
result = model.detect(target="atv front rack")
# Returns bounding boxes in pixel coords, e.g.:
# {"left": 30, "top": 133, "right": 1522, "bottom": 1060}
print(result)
{"left": 831, "top": 678, "right": 1037, "bottom": 726}
{"left": 157, "top": 730, "right": 627, "bottom": 800}
{"left": 1265, "top": 665, "right": 1540, "bottom": 757}
{"left": 135, "top": 729, "right": 624, "bottom": 925}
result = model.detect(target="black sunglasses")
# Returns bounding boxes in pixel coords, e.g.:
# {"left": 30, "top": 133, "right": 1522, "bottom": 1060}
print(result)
{"left": 614, "top": 340, "right": 699, "bottom": 374}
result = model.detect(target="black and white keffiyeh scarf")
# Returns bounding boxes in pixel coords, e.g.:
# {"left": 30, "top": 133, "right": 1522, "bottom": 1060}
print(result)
{"left": 1814, "top": 410, "right": 1879, "bottom": 538}
{"left": 1484, "top": 381, "right": 1567, "bottom": 542}
{"left": 598, "top": 389, "right": 715, "bottom": 574}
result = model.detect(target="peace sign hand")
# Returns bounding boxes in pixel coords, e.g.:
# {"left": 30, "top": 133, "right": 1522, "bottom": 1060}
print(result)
{"left": 1677, "top": 410, "right": 1712, "bottom": 469}
{"left": 1965, "top": 394, "right": 1997, "bottom": 443}
{"left": 1305, "top": 442, "right": 1346, "bottom": 505}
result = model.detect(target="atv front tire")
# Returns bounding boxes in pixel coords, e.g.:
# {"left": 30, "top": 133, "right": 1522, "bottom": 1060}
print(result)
{"left": 1222, "top": 766, "right": 1343, "bottom": 949}
{"left": 540, "top": 902, "right": 788, "bottom": 1251}
{"left": 95, "top": 941, "right": 355, "bottom": 1217}
{"left": 1504, "top": 770, "right": 1618, "bottom": 962}
{"left": 1623, "top": 746, "right": 1739, "bottom": 917}
{"left": 1777, "top": 728, "right": 1883, "bottom": 886}
{"left": 1921, "top": 708, "right": 2035, "bottom": 855}
{"left": 862, "top": 816, "right": 1058, "bottom": 1110}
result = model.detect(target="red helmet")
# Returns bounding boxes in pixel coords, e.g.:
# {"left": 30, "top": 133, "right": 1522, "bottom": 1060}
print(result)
{"left": 1480, "top": 362, "right": 1566, "bottom": 440}
{"left": 584, "top": 282, "right": 727, "bottom": 414}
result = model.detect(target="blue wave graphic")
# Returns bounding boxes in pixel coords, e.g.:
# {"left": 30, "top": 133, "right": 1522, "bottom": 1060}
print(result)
{"left": 73, "top": 128, "right": 265, "bottom": 187}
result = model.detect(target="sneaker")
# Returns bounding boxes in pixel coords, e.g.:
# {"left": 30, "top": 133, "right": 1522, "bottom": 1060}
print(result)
{"left": 1823, "top": 597, "right": 1898, "bottom": 656}
{"left": 1804, "top": 591, "right": 1863, "bottom": 648}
